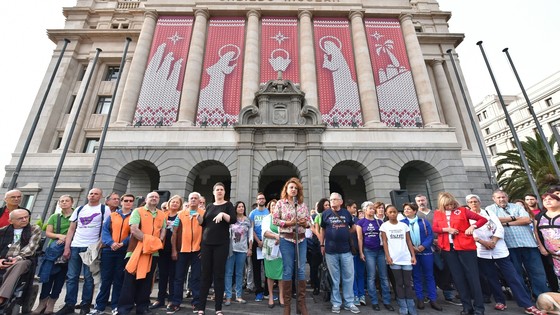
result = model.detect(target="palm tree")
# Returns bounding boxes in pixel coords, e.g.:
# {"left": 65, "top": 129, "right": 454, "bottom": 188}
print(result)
{"left": 495, "top": 132, "right": 560, "bottom": 200}
{"left": 375, "top": 40, "right": 400, "bottom": 68}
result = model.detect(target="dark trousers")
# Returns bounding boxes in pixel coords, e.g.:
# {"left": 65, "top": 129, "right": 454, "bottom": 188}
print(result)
{"left": 117, "top": 257, "right": 158, "bottom": 315}
{"left": 251, "top": 241, "right": 265, "bottom": 295}
{"left": 156, "top": 251, "right": 176, "bottom": 303}
{"left": 39, "top": 263, "right": 67, "bottom": 300}
{"left": 542, "top": 253, "right": 560, "bottom": 292}
{"left": 199, "top": 242, "right": 229, "bottom": 312}
{"left": 478, "top": 256, "right": 532, "bottom": 308}
{"left": 172, "top": 251, "right": 201, "bottom": 307}
{"left": 95, "top": 249, "right": 126, "bottom": 310}
{"left": 307, "top": 249, "right": 322, "bottom": 290}
{"left": 442, "top": 248, "right": 484, "bottom": 315}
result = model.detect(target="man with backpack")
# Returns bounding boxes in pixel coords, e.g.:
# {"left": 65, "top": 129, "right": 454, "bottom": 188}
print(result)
{"left": 55, "top": 188, "right": 111, "bottom": 315}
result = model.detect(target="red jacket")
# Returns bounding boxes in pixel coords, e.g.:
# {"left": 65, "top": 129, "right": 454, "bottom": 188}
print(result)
{"left": 432, "top": 206, "right": 487, "bottom": 251}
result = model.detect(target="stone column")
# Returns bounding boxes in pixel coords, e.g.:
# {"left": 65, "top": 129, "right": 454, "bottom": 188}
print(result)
{"left": 110, "top": 56, "right": 132, "bottom": 123}
{"left": 176, "top": 9, "right": 210, "bottom": 126}
{"left": 114, "top": 11, "right": 158, "bottom": 126}
{"left": 430, "top": 59, "right": 467, "bottom": 148}
{"left": 349, "top": 11, "right": 382, "bottom": 127}
{"left": 298, "top": 10, "right": 318, "bottom": 109}
{"left": 399, "top": 14, "right": 442, "bottom": 126}
{"left": 59, "top": 53, "right": 99, "bottom": 152}
{"left": 241, "top": 10, "right": 261, "bottom": 109}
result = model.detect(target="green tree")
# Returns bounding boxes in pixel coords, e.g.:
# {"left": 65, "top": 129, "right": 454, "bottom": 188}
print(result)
{"left": 495, "top": 132, "right": 560, "bottom": 200}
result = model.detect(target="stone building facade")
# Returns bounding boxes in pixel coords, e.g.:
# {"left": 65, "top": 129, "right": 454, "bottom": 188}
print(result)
{"left": 475, "top": 70, "right": 560, "bottom": 167}
{"left": 3, "top": 0, "right": 491, "bottom": 217}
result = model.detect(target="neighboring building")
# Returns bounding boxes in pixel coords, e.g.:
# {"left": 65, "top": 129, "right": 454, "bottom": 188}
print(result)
{"left": 2, "top": 0, "right": 491, "bottom": 217}
{"left": 475, "top": 70, "right": 560, "bottom": 169}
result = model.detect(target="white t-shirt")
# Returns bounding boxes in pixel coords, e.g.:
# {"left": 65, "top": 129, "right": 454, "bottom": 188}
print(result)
{"left": 70, "top": 204, "right": 110, "bottom": 247}
{"left": 380, "top": 221, "right": 411, "bottom": 265}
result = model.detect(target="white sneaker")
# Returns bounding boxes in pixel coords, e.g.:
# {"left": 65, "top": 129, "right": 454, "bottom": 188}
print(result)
{"left": 112, "top": 308, "right": 118, "bottom": 315}
{"left": 88, "top": 310, "right": 104, "bottom": 315}
{"left": 332, "top": 305, "right": 341, "bottom": 313}
{"left": 344, "top": 305, "right": 361, "bottom": 314}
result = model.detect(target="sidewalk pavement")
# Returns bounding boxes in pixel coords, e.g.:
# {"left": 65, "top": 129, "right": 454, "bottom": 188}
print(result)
{"left": 40, "top": 282, "right": 527, "bottom": 315}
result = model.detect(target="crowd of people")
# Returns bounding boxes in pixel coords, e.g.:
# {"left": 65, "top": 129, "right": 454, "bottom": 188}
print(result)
{"left": 0, "top": 181, "right": 558, "bottom": 315}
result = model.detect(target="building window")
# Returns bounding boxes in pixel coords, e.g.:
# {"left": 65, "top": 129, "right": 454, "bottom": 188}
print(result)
{"left": 67, "top": 95, "right": 76, "bottom": 114}
{"left": 477, "top": 114, "right": 482, "bottom": 122}
{"left": 104, "top": 66, "right": 120, "bottom": 81}
{"left": 54, "top": 137, "right": 63, "bottom": 150}
{"left": 485, "top": 128, "right": 490, "bottom": 135}
{"left": 21, "top": 194, "right": 35, "bottom": 210}
{"left": 77, "top": 65, "right": 87, "bottom": 81}
{"left": 488, "top": 144, "right": 497, "bottom": 156}
{"left": 95, "top": 97, "right": 112, "bottom": 114}
{"left": 482, "top": 110, "right": 488, "bottom": 119}
{"left": 83, "top": 138, "right": 100, "bottom": 153}
{"left": 545, "top": 97, "right": 553, "bottom": 107}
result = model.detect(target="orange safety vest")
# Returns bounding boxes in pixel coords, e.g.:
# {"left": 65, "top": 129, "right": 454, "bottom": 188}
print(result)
{"left": 127, "top": 207, "right": 166, "bottom": 252}
{"left": 176, "top": 209, "right": 204, "bottom": 253}
{"left": 110, "top": 211, "right": 131, "bottom": 244}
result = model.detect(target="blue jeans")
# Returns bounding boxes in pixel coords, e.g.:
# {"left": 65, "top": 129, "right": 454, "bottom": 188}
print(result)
{"left": 65, "top": 247, "right": 94, "bottom": 306}
{"left": 412, "top": 253, "right": 437, "bottom": 301}
{"left": 325, "top": 252, "right": 354, "bottom": 308}
{"left": 279, "top": 238, "right": 307, "bottom": 280}
{"left": 95, "top": 249, "right": 126, "bottom": 310}
{"left": 225, "top": 251, "right": 247, "bottom": 299}
{"left": 172, "top": 251, "right": 201, "bottom": 307}
{"left": 353, "top": 254, "right": 365, "bottom": 297}
{"left": 478, "top": 256, "right": 532, "bottom": 308}
{"left": 364, "top": 248, "right": 391, "bottom": 305}
{"left": 509, "top": 247, "right": 550, "bottom": 297}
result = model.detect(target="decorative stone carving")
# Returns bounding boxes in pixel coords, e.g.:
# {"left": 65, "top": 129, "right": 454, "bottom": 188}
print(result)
{"left": 238, "top": 71, "right": 322, "bottom": 126}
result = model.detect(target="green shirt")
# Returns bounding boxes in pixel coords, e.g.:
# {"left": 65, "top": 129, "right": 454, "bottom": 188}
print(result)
{"left": 46, "top": 212, "right": 72, "bottom": 244}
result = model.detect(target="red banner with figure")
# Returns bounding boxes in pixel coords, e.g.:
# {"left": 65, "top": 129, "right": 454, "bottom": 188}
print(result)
{"left": 195, "top": 17, "right": 245, "bottom": 126}
{"left": 260, "top": 17, "right": 299, "bottom": 84}
{"left": 365, "top": 18, "right": 421, "bottom": 128}
{"left": 134, "top": 16, "right": 193, "bottom": 126}
{"left": 313, "top": 18, "right": 362, "bottom": 127}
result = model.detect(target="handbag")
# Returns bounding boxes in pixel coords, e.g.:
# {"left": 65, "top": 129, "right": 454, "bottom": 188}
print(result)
{"left": 318, "top": 257, "right": 332, "bottom": 302}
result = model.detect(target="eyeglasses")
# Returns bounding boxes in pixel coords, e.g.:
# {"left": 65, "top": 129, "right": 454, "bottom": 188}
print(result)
{"left": 467, "top": 200, "right": 480, "bottom": 204}
{"left": 123, "top": 199, "right": 134, "bottom": 202}
{"left": 329, "top": 198, "right": 340, "bottom": 201}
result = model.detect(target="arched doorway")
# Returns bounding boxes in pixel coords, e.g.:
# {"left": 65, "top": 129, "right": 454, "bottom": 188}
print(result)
{"left": 329, "top": 161, "right": 368, "bottom": 206}
{"left": 258, "top": 161, "right": 299, "bottom": 203}
{"left": 399, "top": 160, "right": 444, "bottom": 210}
{"left": 113, "top": 160, "right": 160, "bottom": 198}
{"left": 187, "top": 160, "right": 232, "bottom": 203}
